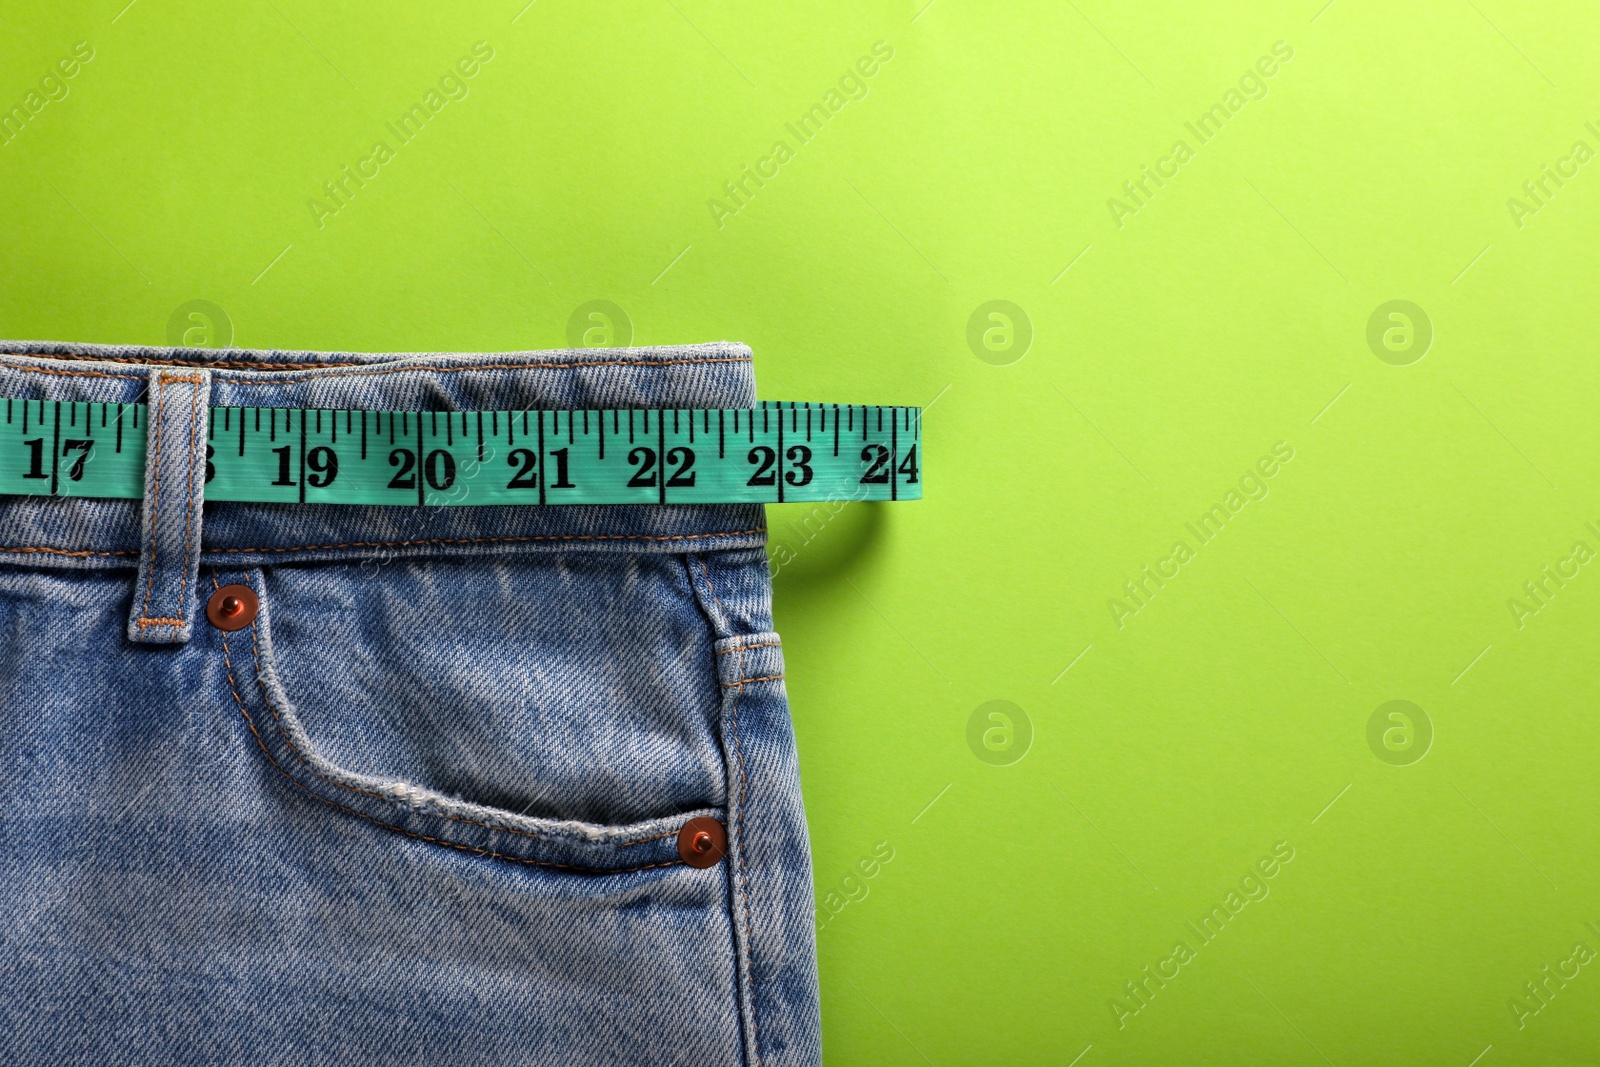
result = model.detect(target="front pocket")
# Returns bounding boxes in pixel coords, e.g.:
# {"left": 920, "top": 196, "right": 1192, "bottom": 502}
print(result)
{"left": 209, "top": 557, "right": 727, "bottom": 873}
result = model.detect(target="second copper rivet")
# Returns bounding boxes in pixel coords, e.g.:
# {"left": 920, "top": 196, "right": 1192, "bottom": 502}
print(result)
{"left": 206, "top": 584, "right": 259, "bottom": 631}
{"left": 677, "top": 817, "right": 727, "bottom": 868}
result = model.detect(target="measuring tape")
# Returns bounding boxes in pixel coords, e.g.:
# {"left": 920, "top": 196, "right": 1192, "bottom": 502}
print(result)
{"left": 0, "top": 399, "right": 921, "bottom": 506}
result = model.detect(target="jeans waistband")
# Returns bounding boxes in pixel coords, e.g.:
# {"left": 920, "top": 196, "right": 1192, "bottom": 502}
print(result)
{"left": 0, "top": 340, "right": 769, "bottom": 572}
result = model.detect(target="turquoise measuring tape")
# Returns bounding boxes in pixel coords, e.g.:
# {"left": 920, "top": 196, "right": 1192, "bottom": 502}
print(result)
{"left": 0, "top": 399, "right": 921, "bottom": 506}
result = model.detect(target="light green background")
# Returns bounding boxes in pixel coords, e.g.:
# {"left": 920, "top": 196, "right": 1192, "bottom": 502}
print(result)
{"left": 5, "top": 2, "right": 1600, "bottom": 1063}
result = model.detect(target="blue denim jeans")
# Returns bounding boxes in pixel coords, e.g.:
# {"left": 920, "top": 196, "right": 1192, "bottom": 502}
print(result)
{"left": 0, "top": 340, "right": 820, "bottom": 1066}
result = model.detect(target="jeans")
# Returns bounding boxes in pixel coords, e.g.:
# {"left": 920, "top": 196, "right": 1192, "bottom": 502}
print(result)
{"left": 0, "top": 340, "right": 821, "bottom": 1066}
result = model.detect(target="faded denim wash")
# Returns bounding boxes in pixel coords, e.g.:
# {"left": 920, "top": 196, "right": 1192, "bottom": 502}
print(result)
{"left": 0, "top": 339, "right": 820, "bottom": 1066}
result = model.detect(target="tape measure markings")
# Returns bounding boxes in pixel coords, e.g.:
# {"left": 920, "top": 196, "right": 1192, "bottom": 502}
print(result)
{"left": 0, "top": 400, "right": 921, "bottom": 506}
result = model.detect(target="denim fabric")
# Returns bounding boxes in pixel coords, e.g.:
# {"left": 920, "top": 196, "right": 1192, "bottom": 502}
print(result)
{"left": 127, "top": 365, "right": 210, "bottom": 645}
{"left": 0, "top": 341, "right": 821, "bottom": 1066}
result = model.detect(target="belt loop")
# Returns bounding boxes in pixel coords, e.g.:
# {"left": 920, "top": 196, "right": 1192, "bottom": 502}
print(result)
{"left": 127, "top": 365, "right": 211, "bottom": 645}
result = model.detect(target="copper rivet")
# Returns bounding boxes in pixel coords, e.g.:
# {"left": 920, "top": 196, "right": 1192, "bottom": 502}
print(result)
{"left": 677, "top": 817, "right": 727, "bottom": 869}
{"left": 206, "top": 584, "right": 258, "bottom": 632}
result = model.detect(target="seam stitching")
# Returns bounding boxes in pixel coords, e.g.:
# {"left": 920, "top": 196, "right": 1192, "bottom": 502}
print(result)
{"left": 729, "top": 646, "right": 764, "bottom": 1065}
{"left": 722, "top": 674, "right": 784, "bottom": 687}
{"left": 3, "top": 353, "right": 750, "bottom": 380}
{"left": 225, "top": 355, "right": 752, "bottom": 385}
{"left": 696, "top": 555, "right": 730, "bottom": 633}
{"left": 0, "top": 545, "right": 137, "bottom": 558}
{"left": 0, "top": 364, "right": 145, "bottom": 381}
{"left": 0, "top": 533, "right": 765, "bottom": 563}
{"left": 212, "top": 589, "right": 680, "bottom": 873}
{"left": 136, "top": 376, "right": 166, "bottom": 623}
{"left": 212, "top": 529, "right": 767, "bottom": 554}
{"left": 716, "top": 641, "right": 781, "bottom": 655}
{"left": 12, "top": 355, "right": 351, "bottom": 370}
{"left": 177, "top": 378, "right": 200, "bottom": 619}
{"left": 135, "top": 617, "right": 183, "bottom": 626}
{"left": 700, "top": 557, "right": 763, "bottom": 1065}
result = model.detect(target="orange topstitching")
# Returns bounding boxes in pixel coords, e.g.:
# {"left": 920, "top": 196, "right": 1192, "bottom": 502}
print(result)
{"left": 0, "top": 545, "right": 137, "bottom": 558}
{"left": 176, "top": 377, "right": 200, "bottom": 618}
{"left": 136, "top": 379, "right": 166, "bottom": 622}
{"left": 693, "top": 555, "right": 765, "bottom": 1064}
{"left": 0, "top": 529, "right": 765, "bottom": 561}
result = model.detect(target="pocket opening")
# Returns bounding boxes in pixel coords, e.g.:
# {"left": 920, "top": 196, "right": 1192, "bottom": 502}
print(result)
{"left": 210, "top": 565, "right": 725, "bottom": 874}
